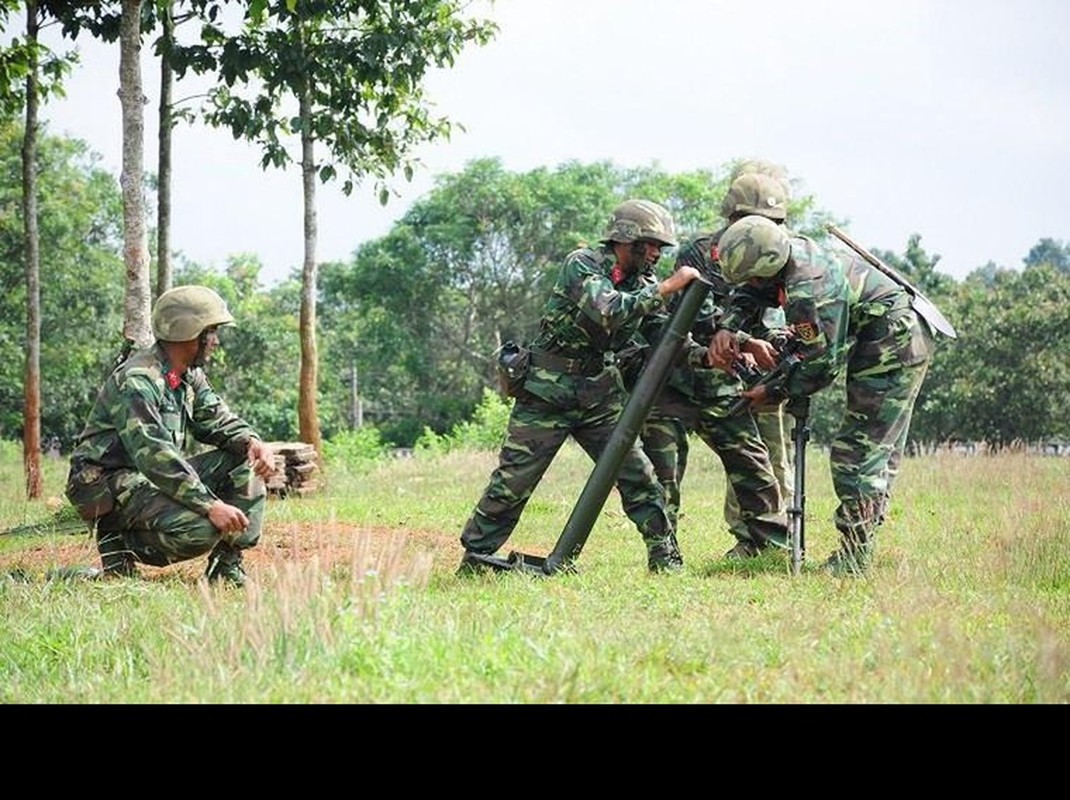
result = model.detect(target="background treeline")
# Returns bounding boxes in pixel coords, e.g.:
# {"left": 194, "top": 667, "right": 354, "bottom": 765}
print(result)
{"left": 2, "top": 121, "right": 1069, "bottom": 452}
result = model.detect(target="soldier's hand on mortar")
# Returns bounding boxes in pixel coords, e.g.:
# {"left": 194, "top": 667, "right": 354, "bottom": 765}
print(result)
{"left": 658, "top": 265, "right": 701, "bottom": 298}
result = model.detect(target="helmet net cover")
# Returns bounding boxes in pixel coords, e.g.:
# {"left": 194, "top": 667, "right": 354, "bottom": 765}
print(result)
{"left": 716, "top": 215, "right": 791, "bottom": 283}
{"left": 152, "top": 285, "right": 236, "bottom": 342}
{"left": 601, "top": 199, "right": 678, "bottom": 247}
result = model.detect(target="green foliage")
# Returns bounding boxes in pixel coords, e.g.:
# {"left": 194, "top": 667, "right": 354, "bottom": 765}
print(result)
{"left": 1, "top": 102, "right": 1068, "bottom": 451}
{"left": 170, "top": 256, "right": 307, "bottom": 442}
{"left": 413, "top": 388, "right": 510, "bottom": 454}
{"left": 322, "top": 424, "right": 390, "bottom": 467}
{"left": 0, "top": 437, "right": 20, "bottom": 460}
{"left": 319, "top": 157, "right": 837, "bottom": 446}
{"left": 1024, "top": 237, "right": 1070, "bottom": 275}
{"left": 0, "top": 2, "right": 78, "bottom": 118}
{"left": 0, "top": 120, "right": 124, "bottom": 446}
{"left": 928, "top": 264, "right": 1070, "bottom": 444}
{"left": 172, "top": 0, "right": 497, "bottom": 201}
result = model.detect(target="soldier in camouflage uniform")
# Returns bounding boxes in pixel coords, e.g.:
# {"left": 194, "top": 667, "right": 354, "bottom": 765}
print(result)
{"left": 65, "top": 286, "right": 276, "bottom": 586}
{"left": 628, "top": 165, "right": 794, "bottom": 558}
{"left": 459, "top": 200, "right": 701, "bottom": 574}
{"left": 711, "top": 216, "right": 935, "bottom": 576}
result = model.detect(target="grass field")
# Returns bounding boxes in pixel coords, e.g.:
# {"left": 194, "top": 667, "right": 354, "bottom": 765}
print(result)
{"left": 1, "top": 439, "right": 1067, "bottom": 704}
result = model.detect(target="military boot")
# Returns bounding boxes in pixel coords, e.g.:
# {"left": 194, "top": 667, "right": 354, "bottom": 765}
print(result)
{"left": 723, "top": 539, "right": 766, "bottom": 560}
{"left": 822, "top": 541, "right": 873, "bottom": 577}
{"left": 826, "top": 498, "right": 882, "bottom": 577}
{"left": 456, "top": 550, "right": 493, "bottom": 576}
{"left": 205, "top": 544, "right": 247, "bottom": 587}
{"left": 647, "top": 536, "right": 684, "bottom": 573}
{"left": 96, "top": 527, "right": 137, "bottom": 578}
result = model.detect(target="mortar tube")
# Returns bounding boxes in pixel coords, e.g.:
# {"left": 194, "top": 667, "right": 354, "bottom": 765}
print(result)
{"left": 542, "top": 278, "right": 712, "bottom": 574}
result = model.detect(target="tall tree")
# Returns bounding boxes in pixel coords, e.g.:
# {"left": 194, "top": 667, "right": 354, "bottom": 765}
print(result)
{"left": 1024, "top": 237, "right": 1070, "bottom": 275}
{"left": 933, "top": 264, "right": 1070, "bottom": 445}
{"left": 21, "top": 0, "right": 43, "bottom": 497}
{"left": 45, "top": 0, "right": 212, "bottom": 299}
{"left": 0, "top": 0, "right": 76, "bottom": 496}
{"left": 155, "top": 0, "right": 174, "bottom": 296}
{"left": 118, "top": 0, "right": 152, "bottom": 346}
{"left": 170, "top": 0, "right": 497, "bottom": 456}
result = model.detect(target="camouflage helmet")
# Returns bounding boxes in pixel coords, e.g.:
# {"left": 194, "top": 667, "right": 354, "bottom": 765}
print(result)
{"left": 152, "top": 285, "right": 236, "bottom": 342}
{"left": 728, "top": 158, "right": 790, "bottom": 185}
{"left": 720, "top": 173, "right": 789, "bottom": 221}
{"left": 717, "top": 215, "right": 791, "bottom": 284}
{"left": 601, "top": 199, "right": 678, "bottom": 248}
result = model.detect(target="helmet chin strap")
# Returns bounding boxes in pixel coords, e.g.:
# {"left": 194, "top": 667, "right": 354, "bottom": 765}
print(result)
{"left": 192, "top": 330, "right": 210, "bottom": 368}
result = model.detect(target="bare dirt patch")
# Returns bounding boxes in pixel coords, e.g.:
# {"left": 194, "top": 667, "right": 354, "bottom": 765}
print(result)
{"left": 1, "top": 520, "right": 461, "bottom": 584}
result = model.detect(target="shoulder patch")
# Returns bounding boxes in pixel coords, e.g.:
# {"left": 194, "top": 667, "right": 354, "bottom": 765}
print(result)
{"left": 794, "top": 321, "right": 819, "bottom": 344}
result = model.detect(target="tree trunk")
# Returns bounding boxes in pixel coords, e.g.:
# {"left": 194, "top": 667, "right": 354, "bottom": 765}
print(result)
{"left": 119, "top": 0, "right": 153, "bottom": 347}
{"left": 156, "top": 0, "right": 174, "bottom": 299}
{"left": 297, "top": 79, "right": 321, "bottom": 456}
{"left": 21, "top": 0, "right": 42, "bottom": 500}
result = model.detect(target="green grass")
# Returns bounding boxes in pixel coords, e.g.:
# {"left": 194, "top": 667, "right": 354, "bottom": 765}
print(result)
{"left": 1, "top": 441, "right": 1067, "bottom": 703}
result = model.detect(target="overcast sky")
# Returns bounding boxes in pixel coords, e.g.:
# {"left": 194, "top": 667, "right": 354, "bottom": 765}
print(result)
{"left": 36, "top": 0, "right": 1070, "bottom": 286}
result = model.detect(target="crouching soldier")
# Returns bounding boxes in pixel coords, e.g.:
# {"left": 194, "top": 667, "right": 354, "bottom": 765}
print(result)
{"left": 65, "top": 286, "right": 276, "bottom": 586}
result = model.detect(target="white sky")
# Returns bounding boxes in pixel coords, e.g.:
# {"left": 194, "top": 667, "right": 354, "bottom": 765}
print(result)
{"left": 35, "top": 0, "right": 1070, "bottom": 286}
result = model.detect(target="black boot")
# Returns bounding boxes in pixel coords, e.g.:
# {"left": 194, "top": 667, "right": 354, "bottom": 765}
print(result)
{"left": 825, "top": 498, "right": 879, "bottom": 577}
{"left": 96, "top": 525, "right": 137, "bottom": 578}
{"left": 205, "top": 543, "right": 247, "bottom": 587}
{"left": 647, "top": 534, "right": 684, "bottom": 573}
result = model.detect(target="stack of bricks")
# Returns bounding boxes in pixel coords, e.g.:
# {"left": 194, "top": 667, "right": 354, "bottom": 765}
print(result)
{"left": 264, "top": 442, "right": 320, "bottom": 497}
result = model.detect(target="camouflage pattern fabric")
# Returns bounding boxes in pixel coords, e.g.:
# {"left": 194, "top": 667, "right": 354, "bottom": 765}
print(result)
{"left": 723, "top": 404, "right": 794, "bottom": 543}
{"left": 689, "top": 406, "right": 788, "bottom": 548}
{"left": 527, "top": 245, "right": 665, "bottom": 365}
{"left": 719, "top": 233, "right": 935, "bottom": 560}
{"left": 67, "top": 343, "right": 265, "bottom": 569}
{"left": 98, "top": 448, "right": 263, "bottom": 568}
{"left": 628, "top": 231, "right": 791, "bottom": 550}
{"left": 636, "top": 407, "right": 692, "bottom": 531}
{"left": 460, "top": 244, "right": 678, "bottom": 563}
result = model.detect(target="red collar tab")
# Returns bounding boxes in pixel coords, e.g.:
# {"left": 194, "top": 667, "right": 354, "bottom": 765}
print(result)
{"left": 165, "top": 369, "right": 182, "bottom": 390}
{"left": 610, "top": 264, "right": 625, "bottom": 285}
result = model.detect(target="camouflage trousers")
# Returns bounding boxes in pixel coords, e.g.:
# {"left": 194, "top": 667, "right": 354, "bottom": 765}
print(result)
{"left": 640, "top": 388, "right": 788, "bottom": 549}
{"left": 724, "top": 403, "right": 793, "bottom": 543}
{"left": 99, "top": 448, "right": 265, "bottom": 568}
{"left": 461, "top": 392, "right": 674, "bottom": 556}
{"left": 830, "top": 359, "right": 929, "bottom": 545}
{"left": 638, "top": 410, "right": 690, "bottom": 532}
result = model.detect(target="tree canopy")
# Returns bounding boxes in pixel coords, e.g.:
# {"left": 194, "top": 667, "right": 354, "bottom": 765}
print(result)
{"left": 1, "top": 122, "right": 1067, "bottom": 452}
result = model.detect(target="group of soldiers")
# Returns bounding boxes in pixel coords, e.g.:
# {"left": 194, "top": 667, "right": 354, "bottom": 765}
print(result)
{"left": 459, "top": 160, "right": 937, "bottom": 578}
{"left": 61, "top": 159, "right": 936, "bottom": 586}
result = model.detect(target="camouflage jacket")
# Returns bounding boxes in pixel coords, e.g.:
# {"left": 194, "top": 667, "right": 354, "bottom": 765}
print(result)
{"left": 719, "top": 234, "right": 932, "bottom": 397}
{"left": 675, "top": 225, "right": 788, "bottom": 338}
{"left": 524, "top": 244, "right": 666, "bottom": 407}
{"left": 69, "top": 343, "right": 260, "bottom": 515}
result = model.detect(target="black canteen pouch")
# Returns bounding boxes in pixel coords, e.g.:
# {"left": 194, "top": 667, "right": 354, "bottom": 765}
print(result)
{"left": 497, "top": 340, "right": 531, "bottom": 398}
{"left": 65, "top": 458, "right": 115, "bottom": 522}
